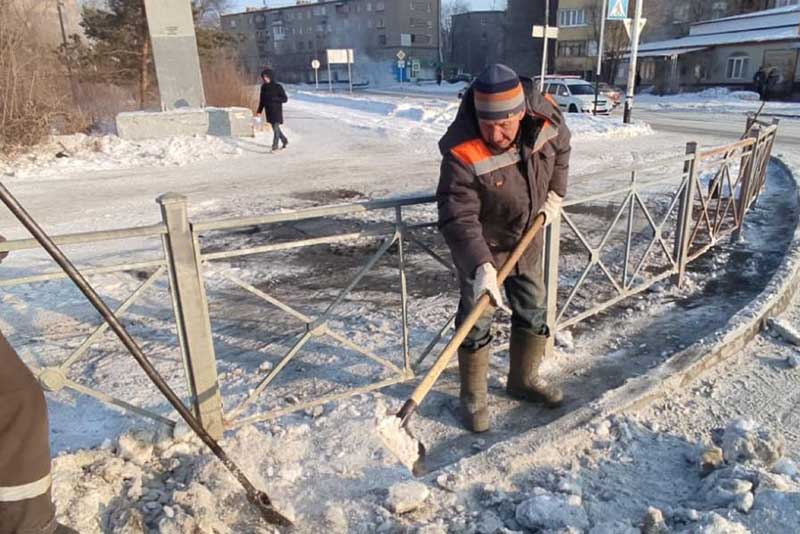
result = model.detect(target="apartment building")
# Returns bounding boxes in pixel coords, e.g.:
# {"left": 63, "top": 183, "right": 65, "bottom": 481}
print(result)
{"left": 450, "top": 10, "right": 505, "bottom": 75}
{"left": 221, "top": 0, "right": 440, "bottom": 84}
{"left": 553, "top": 0, "right": 600, "bottom": 79}
{"left": 503, "top": 0, "right": 555, "bottom": 78}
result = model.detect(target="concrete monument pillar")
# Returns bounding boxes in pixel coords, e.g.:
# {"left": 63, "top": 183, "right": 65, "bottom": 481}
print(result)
{"left": 143, "top": 0, "right": 206, "bottom": 110}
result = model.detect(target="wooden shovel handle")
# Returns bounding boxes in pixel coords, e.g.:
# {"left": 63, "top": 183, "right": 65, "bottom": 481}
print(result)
{"left": 398, "top": 213, "right": 546, "bottom": 425}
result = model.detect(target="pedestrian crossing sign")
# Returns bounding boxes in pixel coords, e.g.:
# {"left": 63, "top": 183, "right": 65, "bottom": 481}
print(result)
{"left": 608, "top": 0, "right": 628, "bottom": 20}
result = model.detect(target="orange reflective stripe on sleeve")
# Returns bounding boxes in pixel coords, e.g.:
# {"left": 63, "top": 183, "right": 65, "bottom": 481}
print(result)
{"left": 544, "top": 94, "right": 559, "bottom": 107}
{"left": 450, "top": 138, "right": 494, "bottom": 168}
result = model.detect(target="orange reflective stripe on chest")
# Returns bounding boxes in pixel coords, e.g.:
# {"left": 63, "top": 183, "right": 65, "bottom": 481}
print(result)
{"left": 450, "top": 138, "right": 522, "bottom": 177}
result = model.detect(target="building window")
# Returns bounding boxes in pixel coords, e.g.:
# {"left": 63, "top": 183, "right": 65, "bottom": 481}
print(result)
{"left": 557, "top": 40, "right": 588, "bottom": 57}
{"left": 727, "top": 55, "right": 749, "bottom": 80}
{"left": 273, "top": 23, "right": 286, "bottom": 41}
{"left": 229, "top": 19, "right": 237, "bottom": 28}
{"left": 378, "top": 34, "right": 387, "bottom": 45}
{"left": 558, "top": 9, "right": 586, "bottom": 27}
{"left": 776, "top": 0, "right": 799, "bottom": 6}
{"left": 376, "top": 1, "right": 385, "bottom": 11}
{"left": 367, "top": 2, "right": 372, "bottom": 11}
{"left": 298, "top": 41, "right": 304, "bottom": 50}
{"left": 711, "top": 1, "right": 727, "bottom": 19}
{"left": 641, "top": 60, "right": 656, "bottom": 81}
{"left": 377, "top": 17, "right": 385, "bottom": 28}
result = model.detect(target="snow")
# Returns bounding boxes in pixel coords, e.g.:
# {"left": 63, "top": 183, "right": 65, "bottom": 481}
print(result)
{"left": 637, "top": 88, "right": 800, "bottom": 116}
{"left": 292, "top": 89, "right": 652, "bottom": 141}
{"left": 638, "top": 5, "right": 800, "bottom": 53}
{"left": 369, "top": 81, "right": 469, "bottom": 95}
{"left": 0, "top": 132, "right": 263, "bottom": 181}
{"left": 1, "top": 82, "right": 799, "bottom": 533}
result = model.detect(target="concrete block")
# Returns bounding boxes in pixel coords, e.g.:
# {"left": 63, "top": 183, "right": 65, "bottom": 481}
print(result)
{"left": 116, "top": 108, "right": 253, "bottom": 140}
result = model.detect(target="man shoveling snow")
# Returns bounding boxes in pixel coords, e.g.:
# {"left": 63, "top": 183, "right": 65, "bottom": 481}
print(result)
{"left": 436, "top": 64, "right": 571, "bottom": 432}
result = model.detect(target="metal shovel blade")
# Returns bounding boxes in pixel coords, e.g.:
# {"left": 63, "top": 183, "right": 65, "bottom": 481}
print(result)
{"left": 250, "top": 492, "right": 294, "bottom": 527}
{"left": 377, "top": 400, "right": 427, "bottom": 476}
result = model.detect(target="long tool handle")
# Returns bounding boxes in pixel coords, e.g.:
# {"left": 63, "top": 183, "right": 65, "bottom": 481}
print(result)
{"left": 0, "top": 184, "right": 292, "bottom": 528}
{"left": 397, "top": 213, "right": 546, "bottom": 425}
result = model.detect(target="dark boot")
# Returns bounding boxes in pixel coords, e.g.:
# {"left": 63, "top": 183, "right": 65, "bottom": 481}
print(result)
{"left": 506, "top": 329, "right": 563, "bottom": 407}
{"left": 458, "top": 345, "right": 490, "bottom": 433}
{"left": 55, "top": 523, "right": 80, "bottom": 534}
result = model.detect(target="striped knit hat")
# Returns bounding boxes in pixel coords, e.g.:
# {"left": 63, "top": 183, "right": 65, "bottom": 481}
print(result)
{"left": 473, "top": 64, "right": 525, "bottom": 121}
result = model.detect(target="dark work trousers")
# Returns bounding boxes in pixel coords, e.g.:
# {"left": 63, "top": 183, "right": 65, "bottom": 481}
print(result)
{"left": 455, "top": 258, "right": 547, "bottom": 352}
{"left": 271, "top": 123, "right": 288, "bottom": 150}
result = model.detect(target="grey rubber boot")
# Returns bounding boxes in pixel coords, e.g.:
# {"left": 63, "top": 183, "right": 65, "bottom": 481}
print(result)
{"left": 506, "top": 329, "right": 563, "bottom": 407}
{"left": 457, "top": 345, "right": 490, "bottom": 433}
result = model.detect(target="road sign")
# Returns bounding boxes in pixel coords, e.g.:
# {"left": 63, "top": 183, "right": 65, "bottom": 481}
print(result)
{"left": 411, "top": 60, "right": 420, "bottom": 74}
{"left": 608, "top": 0, "right": 629, "bottom": 20}
{"left": 397, "top": 60, "right": 406, "bottom": 68}
{"left": 326, "top": 48, "right": 354, "bottom": 64}
{"left": 532, "top": 25, "right": 559, "bottom": 39}
{"left": 311, "top": 59, "right": 320, "bottom": 70}
{"left": 396, "top": 50, "right": 406, "bottom": 60}
{"left": 623, "top": 17, "right": 647, "bottom": 39}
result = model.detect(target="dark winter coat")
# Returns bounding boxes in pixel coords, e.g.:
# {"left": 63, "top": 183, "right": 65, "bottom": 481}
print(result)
{"left": 257, "top": 81, "right": 288, "bottom": 125}
{"left": 436, "top": 78, "right": 571, "bottom": 278}
{"left": 0, "top": 331, "right": 57, "bottom": 533}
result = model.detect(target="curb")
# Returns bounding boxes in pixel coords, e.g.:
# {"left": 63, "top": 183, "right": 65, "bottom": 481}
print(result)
{"left": 431, "top": 156, "right": 800, "bottom": 480}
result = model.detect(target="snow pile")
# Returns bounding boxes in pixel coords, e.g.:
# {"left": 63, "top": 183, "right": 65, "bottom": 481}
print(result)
{"left": 568, "top": 114, "right": 652, "bottom": 140}
{"left": 293, "top": 90, "right": 652, "bottom": 141}
{"left": 638, "top": 87, "right": 800, "bottom": 116}
{"left": 0, "top": 133, "right": 253, "bottom": 180}
{"left": 371, "top": 81, "right": 469, "bottom": 95}
{"left": 293, "top": 90, "right": 459, "bottom": 130}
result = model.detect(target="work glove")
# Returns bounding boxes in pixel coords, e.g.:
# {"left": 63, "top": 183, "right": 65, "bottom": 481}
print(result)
{"left": 538, "top": 191, "right": 564, "bottom": 226}
{"left": 473, "top": 263, "right": 511, "bottom": 314}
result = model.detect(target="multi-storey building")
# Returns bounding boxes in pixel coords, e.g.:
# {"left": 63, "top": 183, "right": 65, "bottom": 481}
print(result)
{"left": 553, "top": 0, "right": 601, "bottom": 79}
{"left": 503, "top": 0, "right": 556, "bottom": 78}
{"left": 450, "top": 10, "right": 505, "bottom": 76}
{"left": 221, "top": 0, "right": 440, "bottom": 85}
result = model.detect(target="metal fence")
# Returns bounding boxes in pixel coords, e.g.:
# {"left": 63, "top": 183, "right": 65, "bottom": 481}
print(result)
{"left": 544, "top": 117, "right": 778, "bottom": 336}
{"left": 0, "top": 117, "right": 779, "bottom": 439}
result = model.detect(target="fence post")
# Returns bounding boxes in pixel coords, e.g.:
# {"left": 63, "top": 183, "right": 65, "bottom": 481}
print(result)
{"left": 158, "top": 193, "right": 224, "bottom": 440}
{"left": 544, "top": 213, "right": 561, "bottom": 357}
{"left": 736, "top": 127, "right": 761, "bottom": 239}
{"left": 395, "top": 206, "right": 411, "bottom": 377}
{"left": 675, "top": 142, "right": 698, "bottom": 288}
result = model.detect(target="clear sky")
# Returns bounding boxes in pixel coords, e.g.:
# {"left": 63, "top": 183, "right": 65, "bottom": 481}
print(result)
{"left": 227, "top": 0, "right": 506, "bottom": 14}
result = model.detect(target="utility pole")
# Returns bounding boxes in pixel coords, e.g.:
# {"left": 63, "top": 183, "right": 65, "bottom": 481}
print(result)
{"left": 539, "top": 0, "right": 551, "bottom": 92}
{"left": 593, "top": 0, "right": 608, "bottom": 116}
{"left": 623, "top": 0, "right": 643, "bottom": 124}
{"left": 57, "top": 0, "right": 80, "bottom": 108}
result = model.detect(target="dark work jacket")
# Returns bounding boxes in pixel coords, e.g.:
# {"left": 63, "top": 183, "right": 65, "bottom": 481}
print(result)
{"left": 257, "top": 81, "right": 288, "bottom": 124}
{"left": 0, "top": 331, "right": 57, "bottom": 533}
{"left": 436, "top": 77, "right": 571, "bottom": 278}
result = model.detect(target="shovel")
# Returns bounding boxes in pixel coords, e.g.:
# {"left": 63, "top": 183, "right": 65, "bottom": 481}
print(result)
{"left": 0, "top": 183, "right": 294, "bottom": 528}
{"left": 379, "top": 213, "right": 546, "bottom": 474}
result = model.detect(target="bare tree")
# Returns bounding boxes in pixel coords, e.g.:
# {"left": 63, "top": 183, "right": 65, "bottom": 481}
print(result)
{"left": 585, "top": 0, "right": 630, "bottom": 84}
{"left": 192, "top": 0, "right": 233, "bottom": 28}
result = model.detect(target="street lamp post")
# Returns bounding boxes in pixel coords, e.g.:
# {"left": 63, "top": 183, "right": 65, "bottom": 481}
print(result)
{"left": 623, "top": 0, "right": 643, "bottom": 124}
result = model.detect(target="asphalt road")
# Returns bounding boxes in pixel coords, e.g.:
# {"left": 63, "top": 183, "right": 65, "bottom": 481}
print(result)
{"left": 360, "top": 87, "right": 800, "bottom": 147}
{"left": 634, "top": 109, "right": 800, "bottom": 147}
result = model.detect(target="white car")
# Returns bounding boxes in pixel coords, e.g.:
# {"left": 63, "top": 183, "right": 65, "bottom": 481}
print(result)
{"left": 542, "top": 78, "right": 610, "bottom": 114}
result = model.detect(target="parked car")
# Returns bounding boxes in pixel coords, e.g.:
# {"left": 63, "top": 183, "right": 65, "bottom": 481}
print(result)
{"left": 539, "top": 77, "right": 611, "bottom": 114}
{"left": 599, "top": 82, "right": 623, "bottom": 107}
